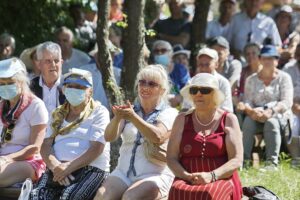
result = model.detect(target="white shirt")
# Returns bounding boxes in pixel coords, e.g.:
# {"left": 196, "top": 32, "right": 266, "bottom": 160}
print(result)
{"left": 283, "top": 60, "right": 300, "bottom": 99}
{"left": 39, "top": 76, "right": 62, "bottom": 117}
{"left": 226, "top": 12, "right": 282, "bottom": 53}
{"left": 115, "top": 106, "right": 178, "bottom": 176}
{"left": 0, "top": 97, "right": 48, "bottom": 155}
{"left": 206, "top": 20, "right": 230, "bottom": 39}
{"left": 62, "top": 48, "right": 91, "bottom": 74}
{"left": 77, "top": 63, "right": 121, "bottom": 109}
{"left": 45, "top": 103, "right": 110, "bottom": 171}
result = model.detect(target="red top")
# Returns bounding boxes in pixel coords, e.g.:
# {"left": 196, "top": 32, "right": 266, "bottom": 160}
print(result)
{"left": 168, "top": 112, "right": 242, "bottom": 200}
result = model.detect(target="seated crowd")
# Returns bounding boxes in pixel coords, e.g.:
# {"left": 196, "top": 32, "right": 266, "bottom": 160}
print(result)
{"left": 1, "top": 0, "right": 300, "bottom": 199}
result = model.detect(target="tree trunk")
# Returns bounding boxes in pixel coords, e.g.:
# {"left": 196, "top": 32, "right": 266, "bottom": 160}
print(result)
{"left": 96, "top": 0, "right": 124, "bottom": 171}
{"left": 121, "top": 0, "right": 146, "bottom": 101}
{"left": 190, "top": 0, "right": 211, "bottom": 73}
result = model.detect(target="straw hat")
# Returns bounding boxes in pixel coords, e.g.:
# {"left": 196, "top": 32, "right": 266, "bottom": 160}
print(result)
{"left": 19, "top": 46, "right": 38, "bottom": 70}
{"left": 180, "top": 73, "right": 225, "bottom": 106}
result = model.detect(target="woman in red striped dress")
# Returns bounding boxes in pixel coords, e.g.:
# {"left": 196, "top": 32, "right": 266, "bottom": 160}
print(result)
{"left": 167, "top": 73, "right": 243, "bottom": 200}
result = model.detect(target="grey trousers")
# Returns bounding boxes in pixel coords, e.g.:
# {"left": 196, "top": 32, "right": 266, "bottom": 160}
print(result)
{"left": 242, "top": 116, "right": 281, "bottom": 165}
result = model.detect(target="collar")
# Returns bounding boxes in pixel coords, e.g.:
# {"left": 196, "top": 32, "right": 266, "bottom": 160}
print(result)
{"left": 243, "top": 11, "right": 264, "bottom": 20}
{"left": 134, "top": 101, "right": 166, "bottom": 113}
{"left": 39, "top": 75, "right": 62, "bottom": 89}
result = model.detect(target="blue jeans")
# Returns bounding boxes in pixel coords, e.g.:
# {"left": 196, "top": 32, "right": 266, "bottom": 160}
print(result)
{"left": 242, "top": 116, "right": 281, "bottom": 165}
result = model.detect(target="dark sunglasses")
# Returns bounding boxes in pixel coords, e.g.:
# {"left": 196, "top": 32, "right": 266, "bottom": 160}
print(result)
{"left": 189, "top": 87, "right": 213, "bottom": 95}
{"left": 138, "top": 79, "right": 160, "bottom": 88}
{"left": 1, "top": 124, "right": 14, "bottom": 143}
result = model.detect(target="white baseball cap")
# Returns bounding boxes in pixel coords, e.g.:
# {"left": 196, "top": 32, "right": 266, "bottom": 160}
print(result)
{"left": 0, "top": 58, "right": 26, "bottom": 78}
{"left": 197, "top": 47, "right": 219, "bottom": 61}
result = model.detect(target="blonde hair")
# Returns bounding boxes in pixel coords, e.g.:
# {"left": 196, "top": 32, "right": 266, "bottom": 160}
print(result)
{"left": 135, "top": 64, "right": 170, "bottom": 103}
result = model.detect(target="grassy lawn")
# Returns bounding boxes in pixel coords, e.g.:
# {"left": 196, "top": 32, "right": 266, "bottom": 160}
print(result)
{"left": 240, "top": 159, "right": 300, "bottom": 200}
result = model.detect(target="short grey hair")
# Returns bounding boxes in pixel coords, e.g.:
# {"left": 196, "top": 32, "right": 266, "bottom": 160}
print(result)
{"left": 54, "top": 26, "right": 74, "bottom": 42}
{"left": 135, "top": 64, "right": 171, "bottom": 103}
{"left": 152, "top": 40, "right": 173, "bottom": 55}
{"left": 36, "top": 41, "right": 62, "bottom": 60}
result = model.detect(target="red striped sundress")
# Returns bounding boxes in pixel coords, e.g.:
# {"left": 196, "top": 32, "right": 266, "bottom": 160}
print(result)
{"left": 168, "top": 112, "right": 242, "bottom": 200}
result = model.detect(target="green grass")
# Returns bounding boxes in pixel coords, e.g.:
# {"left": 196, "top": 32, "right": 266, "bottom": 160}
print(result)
{"left": 240, "top": 159, "right": 300, "bottom": 200}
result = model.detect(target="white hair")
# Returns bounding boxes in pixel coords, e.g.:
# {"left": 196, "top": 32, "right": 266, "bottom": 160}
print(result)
{"left": 36, "top": 41, "right": 62, "bottom": 60}
{"left": 135, "top": 64, "right": 171, "bottom": 103}
{"left": 152, "top": 40, "right": 173, "bottom": 56}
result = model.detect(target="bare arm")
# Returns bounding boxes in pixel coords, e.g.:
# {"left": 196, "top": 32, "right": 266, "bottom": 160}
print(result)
{"left": 213, "top": 113, "right": 243, "bottom": 180}
{"left": 167, "top": 113, "right": 193, "bottom": 182}
{"left": 41, "top": 137, "right": 61, "bottom": 171}
{"left": 7, "top": 124, "right": 47, "bottom": 161}
{"left": 104, "top": 115, "right": 124, "bottom": 142}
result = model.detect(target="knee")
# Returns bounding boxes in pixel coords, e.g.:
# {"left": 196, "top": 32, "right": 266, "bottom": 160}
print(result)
{"left": 264, "top": 118, "right": 280, "bottom": 132}
{"left": 93, "top": 187, "right": 108, "bottom": 200}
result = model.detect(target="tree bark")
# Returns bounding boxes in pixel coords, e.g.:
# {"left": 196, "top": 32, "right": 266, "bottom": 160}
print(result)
{"left": 121, "top": 0, "right": 146, "bottom": 101}
{"left": 190, "top": 0, "right": 211, "bottom": 73}
{"left": 96, "top": 0, "right": 123, "bottom": 171}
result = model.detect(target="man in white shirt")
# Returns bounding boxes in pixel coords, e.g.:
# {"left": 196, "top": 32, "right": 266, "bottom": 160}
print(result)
{"left": 182, "top": 47, "right": 233, "bottom": 112}
{"left": 30, "top": 41, "right": 65, "bottom": 116}
{"left": 206, "top": 0, "right": 237, "bottom": 39}
{"left": 225, "top": 0, "right": 282, "bottom": 58}
{"left": 54, "top": 26, "right": 91, "bottom": 74}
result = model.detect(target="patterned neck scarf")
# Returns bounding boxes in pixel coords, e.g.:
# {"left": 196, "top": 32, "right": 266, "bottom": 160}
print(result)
{"left": 50, "top": 98, "right": 97, "bottom": 138}
{"left": 0, "top": 93, "right": 33, "bottom": 144}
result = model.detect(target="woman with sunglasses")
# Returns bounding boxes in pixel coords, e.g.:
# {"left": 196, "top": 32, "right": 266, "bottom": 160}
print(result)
{"left": 95, "top": 65, "right": 178, "bottom": 200}
{"left": 30, "top": 68, "right": 110, "bottom": 200}
{"left": 167, "top": 73, "right": 243, "bottom": 200}
{"left": 0, "top": 58, "right": 48, "bottom": 187}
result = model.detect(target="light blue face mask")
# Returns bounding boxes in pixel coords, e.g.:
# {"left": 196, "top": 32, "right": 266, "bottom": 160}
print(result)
{"left": 64, "top": 88, "right": 86, "bottom": 106}
{"left": 154, "top": 54, "right": 170, "bottom": 67}
{"left": 0, "top": 84, "right": 19, "bottom": 100}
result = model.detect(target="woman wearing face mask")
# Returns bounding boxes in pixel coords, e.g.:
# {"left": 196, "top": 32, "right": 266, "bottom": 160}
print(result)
{"left": 30, "top": 68, "right": 110, "bottom": 200}
{"left": 0, "top": 58, "right": 48, "bottom": 187}
{"left": 152, "top": 40, "right": 190, "bottom": 107}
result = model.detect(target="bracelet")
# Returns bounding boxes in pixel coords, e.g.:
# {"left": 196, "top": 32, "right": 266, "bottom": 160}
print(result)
{"left": 210, "top": 171, "right": 217, "bottom": 182}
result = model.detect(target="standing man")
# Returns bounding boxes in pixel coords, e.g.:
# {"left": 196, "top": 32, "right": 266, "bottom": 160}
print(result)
{"left": 30, "top": 41, "right": 65, "bottom": 116}
{"left": 206, "top": 0, "right": 237, "bottom": 39}
{"left": 226, "top": 0, "right": 281, "bottom": 59}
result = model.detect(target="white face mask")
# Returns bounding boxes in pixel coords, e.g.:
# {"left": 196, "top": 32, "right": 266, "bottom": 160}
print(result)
{"left": 64, "top": 88, "right": 86, "bottom": 106}
{"left": 0, "top": 83, "right": 19, "bottom": 100}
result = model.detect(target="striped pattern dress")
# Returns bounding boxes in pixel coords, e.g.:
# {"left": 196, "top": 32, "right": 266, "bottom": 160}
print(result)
{"left": 168, "top": 112, "right": 242, "bottom": 200}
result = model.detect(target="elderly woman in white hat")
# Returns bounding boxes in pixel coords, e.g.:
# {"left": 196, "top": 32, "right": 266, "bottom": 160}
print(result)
{"left": 30, "top": 68, "right": 110, "bottom": 200}
{"left": 0, "top": 58, "right": 48, "bottom": 187}
{"left": 167, "top": 73, "right": 243, "bottom": 200}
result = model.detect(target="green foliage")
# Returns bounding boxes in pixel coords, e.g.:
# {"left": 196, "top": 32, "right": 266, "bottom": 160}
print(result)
{"left": 0, "top": 0, "right": 75, "bottom": 56}
{"left": 116, "top": 14, "right": 128, "bottom": 29}
{"left": 240, "top": 160, "right": 300, "bottom": 200}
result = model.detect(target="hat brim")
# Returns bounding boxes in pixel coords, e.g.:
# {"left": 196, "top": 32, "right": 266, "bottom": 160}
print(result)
{"left": 63, "top": 78, "right": 92, "bottom": 88}
{"left": 173, "top": 50, "right": 191, "bottom": 58}
{"left": 20, "top": 46, "right": 37, "bottom": 70}
{"left": 180, "top": 84, "right": 225, "bottom": 106}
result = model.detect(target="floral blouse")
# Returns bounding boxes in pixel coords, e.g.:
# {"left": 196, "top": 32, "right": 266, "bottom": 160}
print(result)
{"left": 244, "top": 70, "right": 293, "bottom": 116}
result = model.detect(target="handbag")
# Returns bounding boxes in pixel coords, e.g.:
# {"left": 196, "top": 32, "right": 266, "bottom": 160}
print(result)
{"left": 243, "top": 186, "right": 280, "bottom": 200}
{"left": 18, "top": 178, "right": 32, "bottom": 200}
{"left": 143, "top": 138, "right": 167, "bottom": 166}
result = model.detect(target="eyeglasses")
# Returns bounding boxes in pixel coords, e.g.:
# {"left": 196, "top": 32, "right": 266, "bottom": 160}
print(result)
{"left": 154, "top": 48, "right": 170, "bottom": 54}
{"left": 189, "top": 87, "right": 213, "bottom": 95}
{"left": 138, "top": 79, "right": 160, "bottom": 88}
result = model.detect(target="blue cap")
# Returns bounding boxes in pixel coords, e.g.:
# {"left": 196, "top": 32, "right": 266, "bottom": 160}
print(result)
{"left": 63, "top": 68, "right": 93, "bottom": 87}
{"left": 260, "top": 45, "right": 279, "bottom": 58}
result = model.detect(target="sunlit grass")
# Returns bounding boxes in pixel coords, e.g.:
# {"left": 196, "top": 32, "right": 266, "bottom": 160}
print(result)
{"left": 240, "top": 159, "right": 300, "bottom": 200}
